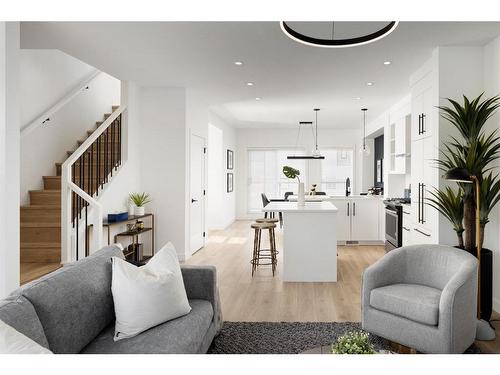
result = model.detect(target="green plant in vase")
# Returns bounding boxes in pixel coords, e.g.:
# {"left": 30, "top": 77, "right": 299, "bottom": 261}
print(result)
{"left": 129, "top": 192, "right": 152, "bottom": 216}
{"left": 427, "top": 186, "right": 464, "bottom": 247}
{"left": 283, "top": 166, "right": 304, "bottom": 206}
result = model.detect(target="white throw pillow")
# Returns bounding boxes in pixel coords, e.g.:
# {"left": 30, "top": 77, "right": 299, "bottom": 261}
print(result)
{"left": 111, "top": 242, "right": 191, "bottom": 341}
{"left": 0, "top": 320, "right": 52, "bottom": 354}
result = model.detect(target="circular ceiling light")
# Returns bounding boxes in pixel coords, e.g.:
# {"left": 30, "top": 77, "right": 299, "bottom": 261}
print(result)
{"left": 234, "top": 61, "right": 244, "bottom": 66}
{"left": 383, "top": 60, "right": 392, "bottom": 65}
{"left": 246, "top": 82, "right": 254, "bottom": 86}
{"left": 280, "top": 21, "right": 398, "bottom": 48}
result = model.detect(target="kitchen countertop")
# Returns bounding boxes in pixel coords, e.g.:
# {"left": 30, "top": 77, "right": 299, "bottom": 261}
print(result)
{"left": 263, "top": 201, "right": 338, "bottom": 213}
{"left": 288, "top": 195, "right": 384, "bottom": 201}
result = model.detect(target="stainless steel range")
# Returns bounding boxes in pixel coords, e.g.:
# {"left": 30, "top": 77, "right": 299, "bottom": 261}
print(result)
{"left": 383, "top": 198, "right": 410, "bottom": 252}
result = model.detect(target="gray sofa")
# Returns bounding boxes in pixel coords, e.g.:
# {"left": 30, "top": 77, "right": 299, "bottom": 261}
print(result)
{"left": 0, "top": 245, "right": 222, "bottom": 354}
{"left": 362, "top": 244, "right": 478, "bottom": 354}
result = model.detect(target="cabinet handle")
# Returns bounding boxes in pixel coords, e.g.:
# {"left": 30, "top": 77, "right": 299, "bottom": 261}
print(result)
{"left": 418, "top": 183, "right": 421, "bottom": 223}
{"left": 347, "top": 202, "right": 350, "bottom": 216}
{"left": 403, "top": 226, "right": 410, "bottom": 232}
{"left": 418, "top": 114, "right": 422, "bottom": 135}
{"left": 353, "top": 202, "right": 356, "bottom": 216}
{"left": 421, "top": 113, "right": 426, "bottom": 134}
{"left": 414, "top": 228, "right": 431, "bottom": 237}
{"left": 421, "top": 183, "right": 426, "bottom": 224}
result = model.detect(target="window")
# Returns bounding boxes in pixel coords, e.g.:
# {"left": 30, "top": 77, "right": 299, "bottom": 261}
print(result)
{"left": 320, "top": 148, "right": 354, "bottom": 196}
{"left": 247, "top": 149, "right": 306, "bottom": 213}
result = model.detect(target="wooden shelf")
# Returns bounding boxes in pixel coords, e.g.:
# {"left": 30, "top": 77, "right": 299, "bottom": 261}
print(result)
{"left": 115, "top": 227, "right": 152, "bottom": 237}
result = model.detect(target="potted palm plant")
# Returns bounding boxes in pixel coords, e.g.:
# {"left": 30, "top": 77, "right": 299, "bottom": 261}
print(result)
{"left": 430, "top": 93, "right": 500, "bottom": 321}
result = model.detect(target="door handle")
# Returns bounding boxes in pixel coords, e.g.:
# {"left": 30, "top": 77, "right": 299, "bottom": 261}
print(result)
{"left": 418, "top": 114, "right": 422, "bottom": 135}
{"left": 347, "top": 202, "right": 349, "bottom": 216}
{"left": 191, "top": 198, "right": 198, "bottom": 203}
{"left": 418, "top": 183, "right": 421, "bottom": 223}
{"left": 421, "top": 113, "right": 426, "bottom": 134}
{"left": 353, "top": 202, "right": 356, "bottom": 216}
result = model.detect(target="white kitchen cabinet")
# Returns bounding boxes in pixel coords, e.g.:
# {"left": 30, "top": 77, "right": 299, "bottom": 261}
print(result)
{"left": 350, "top": 199, "right": 381, "bottom": 241}
{"left": 335, "top": 199, "right": 350, "bottom": 242}
{"left": 331, "top": 198, "right": 382, "bottom": 243}
{"left": 412, "top": 85, "right": 433, "bottom": 141}
{"left": 390, "top": 114, "right": 411, "bottom": 174}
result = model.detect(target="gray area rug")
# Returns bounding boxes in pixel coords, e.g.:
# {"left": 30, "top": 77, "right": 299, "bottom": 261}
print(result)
{"left": 207, "top": 321, "right": 481, "bottom": 354}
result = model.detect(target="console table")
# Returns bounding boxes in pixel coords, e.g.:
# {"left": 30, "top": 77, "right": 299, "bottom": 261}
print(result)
{"left": 102, "top": 213, "right": 155, "bottom": 262}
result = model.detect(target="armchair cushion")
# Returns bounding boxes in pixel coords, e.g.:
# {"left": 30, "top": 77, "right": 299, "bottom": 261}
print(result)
{"left": 370, "top": 283, "right": 441, "bottom": 326}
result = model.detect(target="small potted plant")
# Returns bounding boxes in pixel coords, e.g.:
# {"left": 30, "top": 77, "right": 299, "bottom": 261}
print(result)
{"left": 129, "top": 192, "right": 152, "bottom": 216}
{"left": 331, "top": 331, "right": 376, "bottom": 354}
{"left": 283, "top": 166, "right": 304, "bottom": 206}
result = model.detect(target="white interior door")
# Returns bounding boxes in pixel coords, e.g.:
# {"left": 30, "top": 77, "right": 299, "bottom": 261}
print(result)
{"left": 190, "top": 134, "right": 206, "bottom": 254}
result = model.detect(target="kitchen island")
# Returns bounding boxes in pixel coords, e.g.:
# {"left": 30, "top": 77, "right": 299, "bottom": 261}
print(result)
{"left": 263, "top": 201, "right": 338, "bottom": 282}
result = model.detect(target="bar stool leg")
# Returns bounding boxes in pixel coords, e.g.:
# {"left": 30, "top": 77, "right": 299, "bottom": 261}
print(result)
{"left": 257, "top": 228, "right": 262, "bottom": 266}
{"left": 270, "top": 227, "right": 277, "bottom": 276}
{"left": 252, "top": 228, "right": 258, "bottom": 276}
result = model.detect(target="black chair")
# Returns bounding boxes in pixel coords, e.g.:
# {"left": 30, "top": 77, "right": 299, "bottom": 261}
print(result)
{"left": 261, "top": 193, "right": 275, "bottom": 219}
{"left": 284, "top": 191, "right": 294, "bottom": 201}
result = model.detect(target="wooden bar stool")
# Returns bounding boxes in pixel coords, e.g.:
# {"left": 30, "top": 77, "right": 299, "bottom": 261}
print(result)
{"left": 255, "top": 218, "right": 279, "bottom": 254}
{"left": 250, "top": 221, "right": 278, "bottom": 277}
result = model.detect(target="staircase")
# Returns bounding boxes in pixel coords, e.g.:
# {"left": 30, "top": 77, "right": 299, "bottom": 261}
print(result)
{"left": 20, "top": 105, "right": 121, "bottom": 283}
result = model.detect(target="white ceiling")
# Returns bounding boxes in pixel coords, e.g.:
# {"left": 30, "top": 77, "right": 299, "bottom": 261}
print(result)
{"left": 20, "top": 21, "right": 500, "bottom": 129}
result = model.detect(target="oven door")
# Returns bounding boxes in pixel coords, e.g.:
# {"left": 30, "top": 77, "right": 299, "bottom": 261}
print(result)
{"left": 385, "top": 207, "right": 399, "bottom": 248}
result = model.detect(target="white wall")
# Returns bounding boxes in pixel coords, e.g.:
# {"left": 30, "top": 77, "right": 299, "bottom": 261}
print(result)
{"left": 207, "top": 112, "right": 236, "bottom": 230}
{"left": 20, "top": 49, "right": 96, "bottom": 127}
{"left": 0, "top": 22, "right": 20, "bottom": 298}
{"left": 139, "top": 87, "right": 188, "bottom": 260}
{"left": 483, "top": 36, "right": 500, "bottom": 311}
{"left": 235, "top": 127, "right": 364, "bottom": 219}
{"left": 20, "top": 50, "right": 120, "bottom": 204}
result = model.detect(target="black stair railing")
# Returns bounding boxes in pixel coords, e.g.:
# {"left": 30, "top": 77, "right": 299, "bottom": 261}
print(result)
{"left": 70, "top": 113, "right": 122, "bottom": 259}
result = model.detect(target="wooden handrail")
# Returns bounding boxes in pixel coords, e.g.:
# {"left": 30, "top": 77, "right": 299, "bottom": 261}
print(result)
{"left": 21, "top": 70, "right": 101, "bottom": 137}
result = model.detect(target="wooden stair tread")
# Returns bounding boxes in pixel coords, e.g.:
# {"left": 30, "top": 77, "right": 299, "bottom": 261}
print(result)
{"left": 21, "top": 242, "right": 61, "bottom": 248}
{"left": 21, "top": 222, "right": 61, "bottom": 228}
{"left": 21, "top": 205, "right": 61, "bottom": 210}
{"left": 29, "top": 189, "right": 61, "bottom": 193}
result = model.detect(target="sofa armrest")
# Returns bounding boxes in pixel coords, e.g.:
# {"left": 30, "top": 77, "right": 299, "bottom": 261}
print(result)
{"left": 181, "top": 265, "right": 222, "bottom": 331}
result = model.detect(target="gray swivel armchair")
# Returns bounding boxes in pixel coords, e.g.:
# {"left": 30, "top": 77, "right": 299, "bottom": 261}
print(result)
{"left": 362, "top": 245, "right": 478, "bottom": 353}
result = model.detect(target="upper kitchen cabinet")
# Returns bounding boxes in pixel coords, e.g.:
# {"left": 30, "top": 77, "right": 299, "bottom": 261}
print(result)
{"left": 389, "top": 114, "right": 411, "bottom": 174}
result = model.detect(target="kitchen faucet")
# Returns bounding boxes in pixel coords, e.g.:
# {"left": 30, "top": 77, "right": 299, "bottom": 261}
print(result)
{"left": 346, "top": 177, "right": 351, "bottom": 197}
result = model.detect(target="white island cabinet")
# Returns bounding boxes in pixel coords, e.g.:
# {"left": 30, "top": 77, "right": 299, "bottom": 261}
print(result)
{"left": 263, "top": 201, "right": 338, "bottom": 282}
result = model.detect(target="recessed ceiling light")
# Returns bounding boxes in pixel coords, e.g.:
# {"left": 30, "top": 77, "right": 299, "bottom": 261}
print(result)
{"left": 366, "top": 82, "right": 374, "bottom": 86}
{"left": 354, "top": 97, "right": 362, "bottom": 100}
{"left": 383, "top": 61, "right": 392, "bottom": 65}
{"left": 255, "top": 97, "right": 261, "bottom": 101}
{"left": 234, "top": 61, "right": 243, "bottom": 66}
{"left": 246, "top": 82, "right": 254, "bottom": 86}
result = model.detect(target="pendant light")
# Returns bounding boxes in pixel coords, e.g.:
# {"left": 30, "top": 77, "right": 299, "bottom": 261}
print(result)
{"left": 360, "top": 108, "right": 371, "bottom": 155}
{"left": 280, "top": 21, "right": 398, "bottom": 49}
{"left": 287, "top": 108, "right": 325, "bottom": 159}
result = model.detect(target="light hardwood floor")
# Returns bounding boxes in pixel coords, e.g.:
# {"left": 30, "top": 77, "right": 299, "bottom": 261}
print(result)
{"left": 186, "top": 220, "right": 500, "bottom": 353}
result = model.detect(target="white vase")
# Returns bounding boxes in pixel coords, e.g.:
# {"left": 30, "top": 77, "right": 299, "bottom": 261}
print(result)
{"left": 134, "top": 206, "right": 145, "bottom": 216}
{"left": 128, "top": 204, "right": 135, "bottom": 216}
{"left": 297, "top": 182, "right": 305, "bottom": 207}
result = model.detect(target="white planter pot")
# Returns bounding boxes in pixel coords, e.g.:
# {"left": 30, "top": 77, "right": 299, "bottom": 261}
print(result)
{"left": 297, "top": 182, "right": 305, "bottom": 207}
{"left": 134, "top": 206, "right": 145, "bottom": 216}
